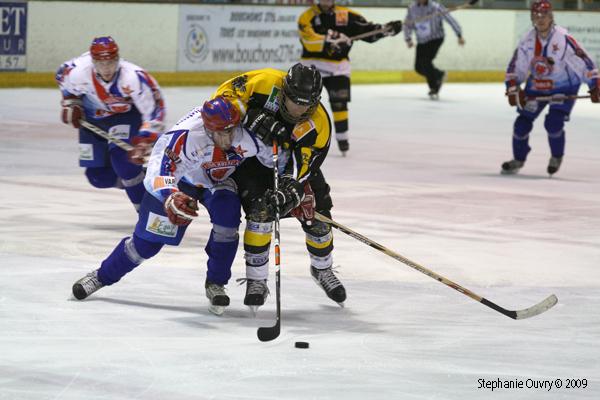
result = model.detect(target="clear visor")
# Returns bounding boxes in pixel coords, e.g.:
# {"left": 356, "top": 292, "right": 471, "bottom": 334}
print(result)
{"left": 207, "top": 128, "right": 235, "bottom": 150}
{"left": 93, "top": 59, "right": 119, "bottom": 81}
{"left": 283, "top": 96, "right": 311, "bottom": 120}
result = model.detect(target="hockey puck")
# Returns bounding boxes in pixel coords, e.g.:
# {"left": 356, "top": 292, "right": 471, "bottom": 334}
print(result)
{"left": 294, "top": 341, "right": 309, "bottom": 349}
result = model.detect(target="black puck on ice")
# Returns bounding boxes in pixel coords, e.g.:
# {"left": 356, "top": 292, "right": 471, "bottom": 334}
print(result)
{"left": 295, "top": 341, "right": 309, "bottom": 349}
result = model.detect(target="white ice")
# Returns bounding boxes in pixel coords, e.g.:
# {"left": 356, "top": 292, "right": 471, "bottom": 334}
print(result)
{"left": 1, "top": 84, "right": 599, "bottom": 400}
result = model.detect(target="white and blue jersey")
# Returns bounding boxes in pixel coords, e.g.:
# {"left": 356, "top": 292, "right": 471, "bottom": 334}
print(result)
{"left": 506, "top": 25, "right": 599, "bottom": 96}
{"left": 144, "top": 106, "right": 263, "bottom": 203}
{"left": 56, "top": 52, "right": 166, "bottom": 134}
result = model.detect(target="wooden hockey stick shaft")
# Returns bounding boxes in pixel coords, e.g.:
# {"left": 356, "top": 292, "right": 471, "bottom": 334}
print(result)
{"left": 79, "top": 119, "right": 134, "bottom": 151}
{"left": 314, "top": 212, "right": 557, "bottom": 320}
{"left": 527, "top": 94, "right": 591, "bottom": 102}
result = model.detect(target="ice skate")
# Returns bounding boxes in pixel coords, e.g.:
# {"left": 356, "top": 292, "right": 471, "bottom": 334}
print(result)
{"left": 501, "top": 159, "right": 524, "bottom": 175}
{"left": 72, "top": 269, "right": 104, "bottom": 300}
{"left": 311, "top": 266, "right": 346, "bottom": 307}
{"left": 238, "top": 278, "right": 269, "bottom": 315}
{"left": 337, "top": 139, "right": 349, "bottom": 157}
{"left": 547, "top": 156, "right": 562, "bottom": 176}
{"left": 205, "top": 280, "right": 230, "bottom": 316}
{"left": 429, "top": 71, "right": 446, "bottom": 100}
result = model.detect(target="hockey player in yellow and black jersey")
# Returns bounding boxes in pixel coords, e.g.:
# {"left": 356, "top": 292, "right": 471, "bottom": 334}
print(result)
{"left": 213, "top": 63, "right": 347, "bottom": 309}
{"left": 298, "top": 0, "right": 402, "bottom": 154}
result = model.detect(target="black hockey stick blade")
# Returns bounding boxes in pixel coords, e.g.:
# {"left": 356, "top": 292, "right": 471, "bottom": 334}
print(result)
{"left": 482, "top": 294, "right": 558, "bottom": 320}
{"left": 257, "top": 322, "right": 280, "bottom": 342}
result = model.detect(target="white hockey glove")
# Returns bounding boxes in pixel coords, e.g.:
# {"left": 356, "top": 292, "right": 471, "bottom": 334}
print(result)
{"left": 61, "top": 95, "right": 83, "bottom": 128}
{"left": 164, "top": 192, "right": 199, "bottom": 226}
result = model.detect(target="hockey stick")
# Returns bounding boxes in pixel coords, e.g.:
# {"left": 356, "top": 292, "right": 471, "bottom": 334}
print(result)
{"left": 79, "top": 119, "right": 134, "bottom": 151}
{"left": 314, "top": 212, "right": 558, "bottom": 320}
{"left": 347, "top": 0, "right": 478, "bottom": 42}
{"left": 257, "top": 139, "right": 282, "bottom": 342}
{"left": 526, "top": 94, "right": 591, "bottom": 103}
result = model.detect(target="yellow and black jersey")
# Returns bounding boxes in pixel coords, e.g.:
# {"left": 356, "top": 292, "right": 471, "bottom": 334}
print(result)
{"left": 212, "top": 68, "right": 332, "bottom": 183}
{"left": 298, "top": 4, "right": 382, "bottom": 62}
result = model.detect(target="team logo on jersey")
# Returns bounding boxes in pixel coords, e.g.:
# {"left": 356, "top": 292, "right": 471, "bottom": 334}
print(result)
{"left": 146, "top": 212, "right": 178, "bottom": 237}
{"left": 531, "top": 56, "right": 553, "bottom": 78}
{"left": 185, "top": 24, "right": 209, "bottom": 63}
{"left": 232, "top": 75, "right": 248, "bottom": 94}
{"left": 201, "top": 147, "right": 242, "bottom": 181}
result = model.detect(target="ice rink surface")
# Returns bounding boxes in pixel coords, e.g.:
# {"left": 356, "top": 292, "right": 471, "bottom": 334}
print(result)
{"left": 1, "top": 84, "right": 599, "bottom": 399}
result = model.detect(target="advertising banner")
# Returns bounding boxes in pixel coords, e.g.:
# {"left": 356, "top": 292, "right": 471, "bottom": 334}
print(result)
{"left": 0, "top": 0, "right": 27, "bottom": 71}
{"left": 178, "top": 5, "right": 303, "bottom": 71}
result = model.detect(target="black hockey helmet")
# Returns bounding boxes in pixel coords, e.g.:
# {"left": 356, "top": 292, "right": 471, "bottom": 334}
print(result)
{"left": 278, "top": 63, "right": 323, "bottom": 124}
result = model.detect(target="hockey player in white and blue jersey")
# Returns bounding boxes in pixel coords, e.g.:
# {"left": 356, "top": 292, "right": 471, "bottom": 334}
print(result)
{"left": 502, "top": 0, "right": 599, "bottom": 176}
{"left": 71, "top": 97, "right": 263, "bottom": 315}
{"left": 56, "top": 36, "right": 166, "bottom": 210}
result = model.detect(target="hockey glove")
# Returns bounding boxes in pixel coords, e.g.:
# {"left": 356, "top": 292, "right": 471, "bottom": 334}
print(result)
{"left": 61, "top": 95, "right": 83, "bottom": 128}
{"left": 506, "top": 85, "right": 526, "bottom": 109}
{"left": 243, "top": 108, "right": 288, "bottom": 145}
{"left": 164, "top": 191, "right": 199, "bottom": 226}
{"left": 265, "top": 175, "right": 304, "bottom": 217}
{"left": 324, "top": 30, "right": 351, "bottom": 56}
{"left": 384, "top": 20, "right": 403, "bottom": 36}
{"left": 590, "top": 86, "right": 600, "bottom": 103}
{"left": 290, "top": 182, "right": 316, "bottom": 224}
{"left": 129, "top": 125, "right": 160, "bottom": 165}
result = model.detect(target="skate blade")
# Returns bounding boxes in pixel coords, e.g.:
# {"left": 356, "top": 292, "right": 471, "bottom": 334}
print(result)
{"left": 500, "top": 169, "right": 520, "bottom": 175}
{"left": 247, "top": 306, "right": 259, "bottom": 317}
{"left": 429, "top": 94, "right": 439, "bottom": 100}
{"left": 341, "top": 151, "right": 347, "bottom": 157}
{"left": 208, "top": 305, "right": 226, "bottom": 316}
{"left": 337, "top": 301, "right": 345, "bottom": 308}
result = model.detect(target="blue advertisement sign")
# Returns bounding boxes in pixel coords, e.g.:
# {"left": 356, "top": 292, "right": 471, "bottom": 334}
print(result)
{"left": 1, "top": 0, "right": 27, "bottom": 71}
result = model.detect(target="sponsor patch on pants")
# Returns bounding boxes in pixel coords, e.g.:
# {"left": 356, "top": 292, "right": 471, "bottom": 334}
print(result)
{"left": 79, "top": 143, "right": 94, "bottom": 161}
{"left": 146, "top": 212, "right": 178, "bottom": 237}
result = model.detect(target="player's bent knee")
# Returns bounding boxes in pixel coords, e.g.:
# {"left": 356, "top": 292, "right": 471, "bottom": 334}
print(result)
{"left": 132, "top": 234, "right": 163, "bottom": 259}
{"left": 212, "top": 224, "right": 239, "bottom": 243}
{"left": 544, "top": 112, "right": 566, "bottom": 133}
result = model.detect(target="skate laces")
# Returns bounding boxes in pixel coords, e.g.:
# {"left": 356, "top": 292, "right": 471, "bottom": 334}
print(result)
{"left": 236, "top": 278, "right": 269, "bottom": 296}
{"left": 81, "top": 271, "right": 103, "bottom": 291}
{"left": 206, "top": 282, "right": 227, "bottom": 297}
{"left": 315, "top": 266, "right": 342, "bottom": 291}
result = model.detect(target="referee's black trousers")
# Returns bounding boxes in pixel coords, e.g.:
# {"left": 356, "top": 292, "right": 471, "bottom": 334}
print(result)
{"left": 414, "top": 37, "right": 444, "bottom": 91}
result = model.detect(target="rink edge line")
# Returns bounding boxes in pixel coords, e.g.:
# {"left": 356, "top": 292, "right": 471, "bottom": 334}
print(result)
{"left": 0, "top": 71, "right": 504, "bottom": 88}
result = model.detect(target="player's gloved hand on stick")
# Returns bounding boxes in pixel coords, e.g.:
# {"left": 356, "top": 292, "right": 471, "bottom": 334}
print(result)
{"left": 128, "top": 123, "right": 161, "bottom": 165}
{"left": 61, "top": 95, "right": 83, "bottom": 128}
{"left": 243, "top": 108, "right": 288, "bottom": 145}
{"left": 164, "top": 191, "right": 199, "bottom": 226}
{"left": 506, "top": 85, "right": 526, "bottom": 109}
{"left": 384, "top": 20, "right": 403, "bottom": 36}
{"left": 290, "top": 182, "right": 316, "bottom": 224}
{"left": 325, "top": 29, "right": 351, "bottom": 56}
{"left": 265, "top": 175, "right": 304, "bottom": 217}
{"left": 590, "top": 86, "right": 600, "bottom": 103}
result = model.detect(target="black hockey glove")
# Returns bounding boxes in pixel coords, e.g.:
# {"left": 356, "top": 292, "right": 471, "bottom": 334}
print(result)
{"left": 243, "top": 108, "right": 288, "bottom": 145}
{"left": 264, "top": 175, "right": 304, "bottom": 217}
{"left": 384, "top": 20, "right": 403, "bottom": 36}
